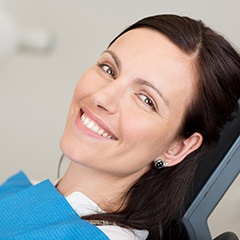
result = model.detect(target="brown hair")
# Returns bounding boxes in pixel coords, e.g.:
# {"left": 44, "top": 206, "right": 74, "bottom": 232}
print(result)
{"left": 83, "top": 15, "right": 240, "bottom": 239}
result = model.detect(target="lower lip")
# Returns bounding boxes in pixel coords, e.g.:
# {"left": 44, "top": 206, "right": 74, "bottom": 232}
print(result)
{"left": 75, "top": 112, "right": 110, "bottom": 140}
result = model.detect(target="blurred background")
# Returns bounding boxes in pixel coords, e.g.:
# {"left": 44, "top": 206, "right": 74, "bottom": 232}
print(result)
{"left": 0, "top": 0, "right": 239, "bottom": 238}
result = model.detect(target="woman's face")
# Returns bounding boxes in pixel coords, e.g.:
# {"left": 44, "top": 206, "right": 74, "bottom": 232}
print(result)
{"left": 60, "top": 28, "right": 196, "bottom": 178}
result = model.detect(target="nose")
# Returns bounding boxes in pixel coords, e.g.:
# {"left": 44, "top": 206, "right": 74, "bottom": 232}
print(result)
{"left": 91, "top": 80, "right": 123, "bottom": 114}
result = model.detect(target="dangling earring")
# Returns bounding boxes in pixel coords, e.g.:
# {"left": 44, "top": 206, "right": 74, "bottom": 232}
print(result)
{"left": 154, "top": 159, "right": 168, "bottom": 169}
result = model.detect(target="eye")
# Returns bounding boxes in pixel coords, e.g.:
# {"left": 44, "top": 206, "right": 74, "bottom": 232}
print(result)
{"left": 139, "top": 94, "right": 156, "bottom": 111}
{"left": 97, "top": 62, "right": 116, "bottom": 79}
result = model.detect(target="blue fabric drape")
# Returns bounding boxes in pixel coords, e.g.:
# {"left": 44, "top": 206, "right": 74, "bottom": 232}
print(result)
{"left": 0, "top": 172, "right": 109, "bottom": 240}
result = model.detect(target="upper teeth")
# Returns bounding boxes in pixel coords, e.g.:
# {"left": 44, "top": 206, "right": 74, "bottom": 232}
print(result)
{"left": 81, "top": 113, "right": 113, "bottom": 139}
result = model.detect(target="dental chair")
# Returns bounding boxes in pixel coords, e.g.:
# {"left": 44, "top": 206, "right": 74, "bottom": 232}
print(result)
{"left": 182, "top": 102, "right": 240, "bottom": 240}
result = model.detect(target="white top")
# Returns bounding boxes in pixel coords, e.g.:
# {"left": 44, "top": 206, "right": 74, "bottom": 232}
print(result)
{"left": 66, "top": 191, "right": 149, "bottom": 240}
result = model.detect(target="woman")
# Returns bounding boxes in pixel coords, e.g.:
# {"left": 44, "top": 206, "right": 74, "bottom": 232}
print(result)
{"left": 1, "top": 14, "right": 240, "bottom": 240}
{"left": 57, "top": 14, "right": 240, "bottom": 239}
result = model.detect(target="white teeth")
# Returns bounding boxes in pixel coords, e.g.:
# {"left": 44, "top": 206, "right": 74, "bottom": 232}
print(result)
{"left": 83, "top": 117, "right": 89, "bottom": 125}
{"left": 102, "top": 132, "right": 108, "bottom": 137}
{"left": 98, "top": 129, "right": 104, "bottom": 135}
{"left": 81, "top": 113, "right": 113, "bottom": 139}
{"left": 92, "top": 125, "right": 99, "bottom": 133}
{"left": 87, "top": 121, "right": 94, "bottom": 129}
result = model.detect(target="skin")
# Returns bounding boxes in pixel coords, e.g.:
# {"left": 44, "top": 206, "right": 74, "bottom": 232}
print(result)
{"left": 58, "top": 28, "right": 202, "bottom": 211}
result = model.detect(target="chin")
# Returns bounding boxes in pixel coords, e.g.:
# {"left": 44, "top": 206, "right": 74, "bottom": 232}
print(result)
{"left": 59, "top": 133, "right": 88, "bottom": 164}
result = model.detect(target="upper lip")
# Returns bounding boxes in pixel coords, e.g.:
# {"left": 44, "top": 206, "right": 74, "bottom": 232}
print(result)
{"left": 80, "top": 107, "right": 118, "bottom": 140}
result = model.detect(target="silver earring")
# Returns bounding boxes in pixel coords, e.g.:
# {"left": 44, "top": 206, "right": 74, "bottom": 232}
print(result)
{"left": 154, "top": 159, "right": 168, "bottom": 169}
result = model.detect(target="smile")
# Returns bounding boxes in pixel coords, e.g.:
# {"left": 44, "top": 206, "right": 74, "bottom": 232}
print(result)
{"left": 80, "top": 112, "right": 116, "bottom": 140}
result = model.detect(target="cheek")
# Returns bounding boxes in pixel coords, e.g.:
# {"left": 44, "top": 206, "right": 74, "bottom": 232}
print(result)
{"left": 73, "top": 75, "right": 94, "bottom": 99}
{"left": 121, "top": 113, "right": 170, "bottom": 152}
{"left": 121, "top": 107, "right": 184, "bottom": 161}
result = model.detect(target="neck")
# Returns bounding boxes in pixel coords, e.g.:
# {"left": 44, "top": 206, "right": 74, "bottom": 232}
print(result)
{"left": 56, "top": 161, "right": 145, "bottom": 212}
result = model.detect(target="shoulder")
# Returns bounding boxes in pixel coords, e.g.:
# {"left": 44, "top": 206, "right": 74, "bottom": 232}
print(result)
{"left": 98, "top": 225, "right": 149, "bottom": 240}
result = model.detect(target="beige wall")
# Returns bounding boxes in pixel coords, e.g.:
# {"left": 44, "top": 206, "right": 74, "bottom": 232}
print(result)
{"left": 0, "top": 0, "right": 239, "bottom": 238}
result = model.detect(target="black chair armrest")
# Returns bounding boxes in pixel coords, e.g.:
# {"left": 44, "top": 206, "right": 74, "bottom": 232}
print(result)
{"left": 213, "top": 232, "right": 238, "bottom": 240}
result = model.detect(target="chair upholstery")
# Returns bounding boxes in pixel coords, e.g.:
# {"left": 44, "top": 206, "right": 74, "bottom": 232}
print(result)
{"left": 182, "top": 102, "right": 240, "bottom": 240}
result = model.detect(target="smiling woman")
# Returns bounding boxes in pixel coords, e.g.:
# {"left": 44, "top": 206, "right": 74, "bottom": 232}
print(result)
{"left": 57, "top": 14, "right": 240, "bottom": 240}
{"left": 1, "top": 14, "right": 240, "bottom": 240}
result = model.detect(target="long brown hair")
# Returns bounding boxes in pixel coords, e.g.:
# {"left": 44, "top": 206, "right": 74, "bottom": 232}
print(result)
{"left": 83, "top": 15, "right": 240, "bottom": 239}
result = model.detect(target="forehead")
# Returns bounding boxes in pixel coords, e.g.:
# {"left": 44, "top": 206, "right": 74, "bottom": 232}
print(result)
{"left": 110, "top": 28, "right": 188, "bottom": 59}
{"left": 108, "top": 28, "right": 196, "bottom": 109}
{"left": 108, "top": 28, "right": 195, "bottom": 77}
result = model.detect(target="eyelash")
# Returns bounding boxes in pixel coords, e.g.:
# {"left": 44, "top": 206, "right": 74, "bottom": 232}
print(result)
{"left": 97, "top": 62, "right": 116, "bottom": 79}
{"left": 138, "top": 94, "right": 157, "bottom": 111}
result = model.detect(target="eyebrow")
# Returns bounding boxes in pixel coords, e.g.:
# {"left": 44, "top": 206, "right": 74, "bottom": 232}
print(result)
{"left": 103, "top": 50, "right": 169, "bottom": 108}
{"left": 103, "top": 50, "right": 121, "bottom": 71}
{"left": 136, "top": 78, "right": 169, "bottom": 108}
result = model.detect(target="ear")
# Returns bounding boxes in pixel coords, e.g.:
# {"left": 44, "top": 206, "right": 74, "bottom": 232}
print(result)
{"left": 162, "top": 132, "right": 203, "bottom": 167}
